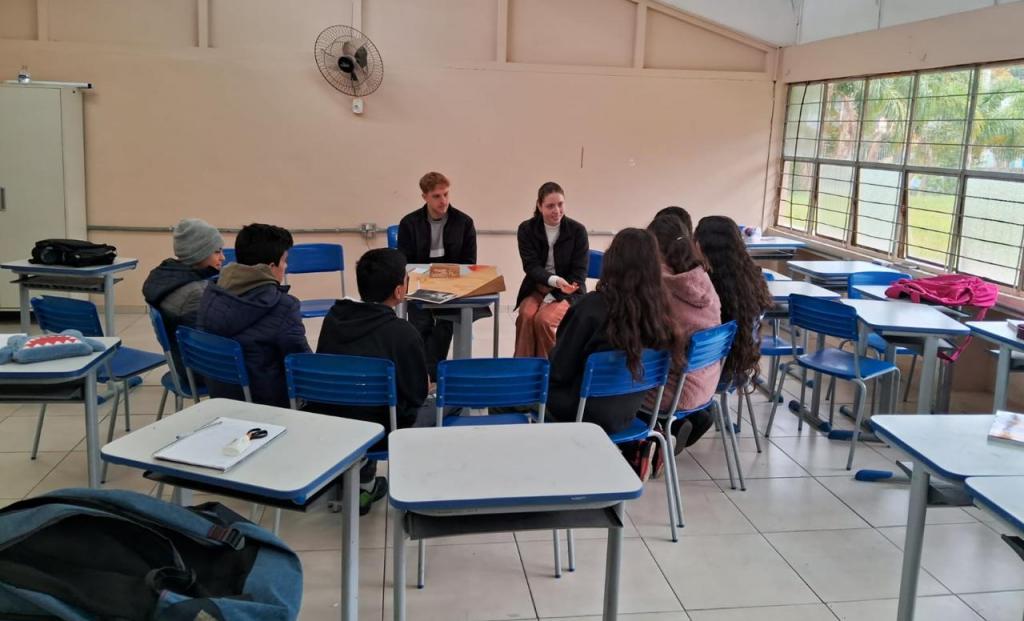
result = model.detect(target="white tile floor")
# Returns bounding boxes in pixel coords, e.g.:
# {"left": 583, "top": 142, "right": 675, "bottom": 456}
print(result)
{"left": 1, "top": 308, "right": 1023, "bottom": 621}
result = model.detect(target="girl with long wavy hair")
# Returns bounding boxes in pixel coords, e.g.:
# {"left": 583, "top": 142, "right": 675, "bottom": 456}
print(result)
{"left": 546, "top": 228, "right": 678, "bottom": 434}
{"left": 693, "top": 216, "right": 772, "bottom": 390}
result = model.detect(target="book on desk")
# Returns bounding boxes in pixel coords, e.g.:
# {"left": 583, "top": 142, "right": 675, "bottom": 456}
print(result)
{"left": 989, "top": 411, "right": 1024, "bottom": 447}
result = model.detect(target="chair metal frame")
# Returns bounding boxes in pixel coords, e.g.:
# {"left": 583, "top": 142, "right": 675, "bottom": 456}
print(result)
{"left": 29, "top": 296, "right": 165, "bottom": 479}
{"left": 764, "top": 294, "right": 901, "bottom": 470}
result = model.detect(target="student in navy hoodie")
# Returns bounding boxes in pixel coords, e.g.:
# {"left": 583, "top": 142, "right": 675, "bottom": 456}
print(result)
{"left": 314, "top": 248, "right": 430, "bottom": 513}
{"left": 197, "top": 223, "right": 310, "bottom": 407}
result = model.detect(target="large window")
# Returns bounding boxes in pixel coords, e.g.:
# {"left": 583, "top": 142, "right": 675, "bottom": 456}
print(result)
{"left": 778, "top": 61, "right": 1024, "bottom": 287}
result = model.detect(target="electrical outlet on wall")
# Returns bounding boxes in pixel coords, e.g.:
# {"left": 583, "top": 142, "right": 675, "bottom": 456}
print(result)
{"left": 360, "top": 223, "right": 377, "bottom": 239}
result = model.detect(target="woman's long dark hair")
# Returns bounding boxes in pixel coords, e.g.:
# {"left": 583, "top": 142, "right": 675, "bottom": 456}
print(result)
{"left": 596, "top": 228, "right": 679, "bottom": 379}
{"left": 694, "top": 216, "right": 772, "bottom": 387}
{"left": 647, "top": 214, "right": 702, "bottom": 275}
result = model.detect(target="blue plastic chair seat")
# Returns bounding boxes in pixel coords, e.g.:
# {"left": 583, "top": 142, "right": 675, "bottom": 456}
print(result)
{"left": 608, "top": 417, "right": 652, "bottom": 444}
{"left": 866, "top": 332, "right": 915, "bottom": 357}
{"left": 299, "top": 299, "right": 335, "bottom": 319}
{"left": 797, "top": 348, "right": 898, "bottom": 381}
{"left": 160, "top": 371, "right": 207, "bottom": 399}
{"left": 760, "top": 335, "right": 804, "bottom": 357}
{"left": 98, "top": 348, "right": 166, "bottom": 381}
{"left": 442, "top": 412, "right": 534, "bottom": 427}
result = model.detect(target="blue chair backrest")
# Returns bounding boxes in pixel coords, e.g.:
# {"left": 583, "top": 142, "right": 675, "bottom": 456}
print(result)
{"left": 31, "top": 296, "right": 104, "bottom": 337}
{"left": 175, "top": 326, "right": 250, "bottom": 387}
{"left": 580, "top": 349, "right": 670, "bottom": 399}
{"left": 763, "top": 271, "right": 775, "bottom": 281}
{"left": 788, "top": 294, "right": 860, "bottom": 341}
{"left": 387, "top": 225, "right": 399, "bottom": 250}
{"left": 284, "top": 353, "right": 397, "bottom": 407}
{"left": 147, "top": 306, "right": 172, "bottom": 354}
{"left": 588, "top": 249, "right": 604, "bottom": 280}
{"left": 436, "top": 358, "right": 549, "bottom": 408}
{"left": 685, "top": 321, "right": 738, "bottom": 374}
{"left": 222, "top": 248, "right": 236, "bottom": 266}
{"left": 286, "top": 243, "right": 344, "bottom": 275}
{"left": 846, "top": 271, "right": 911, "bottom": 299}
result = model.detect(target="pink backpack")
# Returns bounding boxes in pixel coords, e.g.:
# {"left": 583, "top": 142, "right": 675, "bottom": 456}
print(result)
{"left": 885, "top": 274, "right": 999, "bottom": 362}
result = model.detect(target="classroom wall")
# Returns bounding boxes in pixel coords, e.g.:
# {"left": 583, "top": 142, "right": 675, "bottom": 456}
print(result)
{"left": 770, "top": 4, "right": 1024, "bottom": 401}
{"left": 0, "top": 0, "right": 777, "bottom": 310}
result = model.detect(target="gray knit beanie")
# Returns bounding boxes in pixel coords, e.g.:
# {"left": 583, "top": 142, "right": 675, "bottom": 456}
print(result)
{"left": 173, "top": 218, "right": 224, "bottom": 266}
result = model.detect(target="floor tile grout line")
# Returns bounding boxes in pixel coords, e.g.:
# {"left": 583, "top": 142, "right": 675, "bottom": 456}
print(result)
{"left": 511, "top": 531, "right": 542, "bottom": 621}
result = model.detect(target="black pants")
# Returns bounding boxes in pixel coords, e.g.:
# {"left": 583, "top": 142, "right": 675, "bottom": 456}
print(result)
{"left": 407, "top": 305, "right": 492, "bottom": 380}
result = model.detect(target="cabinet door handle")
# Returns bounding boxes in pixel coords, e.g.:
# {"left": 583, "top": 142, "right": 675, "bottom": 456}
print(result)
{"left": 0, "top": 186, "right": 5, "bottom": 212}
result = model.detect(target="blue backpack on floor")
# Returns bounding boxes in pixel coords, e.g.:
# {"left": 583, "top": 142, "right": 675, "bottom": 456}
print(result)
{"left": 0, "top": 488, "right": 302, "bottom": 621}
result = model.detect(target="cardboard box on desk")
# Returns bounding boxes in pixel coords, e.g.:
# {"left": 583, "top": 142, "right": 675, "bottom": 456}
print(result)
{"left": 408, "top": 265, "right": 505, "bottom": 301}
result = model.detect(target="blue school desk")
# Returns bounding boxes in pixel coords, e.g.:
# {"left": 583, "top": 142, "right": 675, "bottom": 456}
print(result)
{"left": 1, "top": 257, "right": 138, "bottom": 336}
{"left": 870, "top": 414, "right": 1024, "bottom": 621}
{"left": 841, "top": 299, "right": 968, "bottom": 416}
{"left": 967, "top": 321, "right": 1024, "bottom": 413}
{"left": 0, "top": 335, "right": 120, "bottom": 488}
{"left": 101, "top": 398, "right": 384, "bottom": 621}
{"left": 788, "top": 260, "right": 900, "bottom": 288}
{"left": 388, "top": 423, "right": 642, "bottom": 621}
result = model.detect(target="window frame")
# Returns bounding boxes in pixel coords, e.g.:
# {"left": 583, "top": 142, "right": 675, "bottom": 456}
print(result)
{"left": 776, "top": 60, "right": 1024, "bottom": 289}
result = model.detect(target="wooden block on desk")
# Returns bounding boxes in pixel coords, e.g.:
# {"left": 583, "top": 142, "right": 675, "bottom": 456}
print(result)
{"left": 429, "top": 264, "right": 460, "bottom": 279}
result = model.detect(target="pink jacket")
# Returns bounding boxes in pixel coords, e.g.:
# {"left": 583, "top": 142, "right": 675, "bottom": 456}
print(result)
{"left": 644, "top": 265, "right": 722, "bottom": 414}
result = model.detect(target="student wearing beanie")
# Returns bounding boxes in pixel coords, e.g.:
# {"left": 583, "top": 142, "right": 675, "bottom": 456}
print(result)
{"left": 142, "top": 218, "right": 225, "bottom": 384}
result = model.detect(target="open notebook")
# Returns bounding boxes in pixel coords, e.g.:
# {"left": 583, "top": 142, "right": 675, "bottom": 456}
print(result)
{"left": 154, "top": 417, "right": 286, "bottom": 472}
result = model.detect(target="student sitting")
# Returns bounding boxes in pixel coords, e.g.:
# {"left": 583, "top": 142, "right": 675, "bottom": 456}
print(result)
{"left": 655, "top": 205, "right": 693, "bottom": 237}
{"left": 642, "top": 215, "right": 722, "bottom": 462}
{"left": 694, "top": 215, "right": 773, "bottom": 391}
{"left": 313, "top": 248, "right": 430, "bottom": 514}
{"left": 546, "top": 228, "right": 678, "bottom": 434}
{"left": 396, "top": 171, "right": 479, "bottom": 379}
{"left": 142, "top": 218, "right": 224, "bottom": 385}
{"left": 514, "top": 181, "right": 589, "bottom": 358}
{"left": 198, "top": 223, "right": 310, "bottom": 407}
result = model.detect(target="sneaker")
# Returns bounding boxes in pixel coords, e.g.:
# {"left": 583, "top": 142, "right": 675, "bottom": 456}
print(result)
{"left": 672, "top": 418, "right": 694, "bottom": 456}
{"left": 359, "top": 477, "right": 389, "bottom": 516}
{"left": 630, "top": 440, "right": 655, "bottom": 482}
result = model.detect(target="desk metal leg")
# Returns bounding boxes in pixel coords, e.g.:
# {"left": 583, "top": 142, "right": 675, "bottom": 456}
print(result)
{"left": 103, "top": 274, "right": 116, "bottom": 336}
{"left": 453, "top": 307, "right": 473, "bottom": 359}
{"left": 19, "top": 283, "right": 30, "bottom": 333}
{"left": 393, "top": 507, "right": 407, "bottom": 621}
{"left": 492, "top": 300, "right": 500, "bottom": 358}
{"left": 602, "top": 502, "right": 624, "bottom": 621}
{"left": 916, "top": 337, "right": 939, "bottom": 415}
{"left": 84, "top": 368, "right": 101, "bottom": 489}
{"left": 341, "top": 465, "right": 359, "bottom": 621}
{"left": 993, "top": 345, "right": 1010, "bottom": 413}
{"left": 897, "top": 463, "right": 930, "bottom": 621}
{"left": 170, "top": 487, "right": 193, "bottom": 506}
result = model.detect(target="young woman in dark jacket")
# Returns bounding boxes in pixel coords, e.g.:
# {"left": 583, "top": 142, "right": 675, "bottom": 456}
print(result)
{"left": 514, "top": 182, "right": 589, "bottom": 358}
{"left": 546, "top": 228, "right": 678, "bottom": 433}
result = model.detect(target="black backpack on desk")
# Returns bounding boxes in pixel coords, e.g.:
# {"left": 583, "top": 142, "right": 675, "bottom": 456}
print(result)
{"left": 30, "top": 238, "right": 117, "bottom": 267}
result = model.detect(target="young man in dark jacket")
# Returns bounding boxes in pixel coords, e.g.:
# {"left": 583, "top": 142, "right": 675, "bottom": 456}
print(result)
{"left": 314, "top": 248, "right": 430, "bottom": 514}
{"left": 396, "top": 171, "right": 480, "bottom": 379}
{"left": 142, "top": 218, "right": 224, "bottom": 385}
{"left": 197, "top": 223, "right": 310, "bottom": 407}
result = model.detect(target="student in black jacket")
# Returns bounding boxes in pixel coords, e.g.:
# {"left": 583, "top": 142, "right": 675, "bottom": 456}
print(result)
{"left": 396, "top": 171, "right": 480, "bottom": 379}
{"left": 515, "top": 182, "right": 589, "bottom": 358}
{"left": 547, "top": 228, "right": 678, "bottom": 434}
{"left": 314, "top": 248, "right": 430, "bottom": 514}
